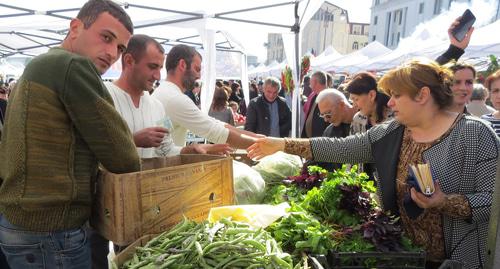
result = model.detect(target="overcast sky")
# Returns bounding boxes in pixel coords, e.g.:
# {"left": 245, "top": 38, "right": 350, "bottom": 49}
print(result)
{"left": 233, "top": 0, "right": 373, "bottom": 62}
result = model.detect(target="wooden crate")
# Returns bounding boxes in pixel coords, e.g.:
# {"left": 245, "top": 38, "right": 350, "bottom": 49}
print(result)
{"left": 91, "top": 154, "right": 233, "bottom": 246}
{"left": 112, "top": 234, "right": 154, "bottom": 269}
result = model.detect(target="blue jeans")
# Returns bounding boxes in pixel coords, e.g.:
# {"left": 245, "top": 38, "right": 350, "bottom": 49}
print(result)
{"left": 0, "top": 214, "right": 91, "bottom": 269}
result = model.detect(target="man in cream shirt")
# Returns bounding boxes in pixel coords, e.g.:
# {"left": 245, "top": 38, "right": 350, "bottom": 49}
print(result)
{"left": 153, "top": 44, "right": 259, "bottom": 148}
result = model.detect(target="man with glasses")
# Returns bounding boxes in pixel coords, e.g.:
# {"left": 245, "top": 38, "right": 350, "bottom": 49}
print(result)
{"left": 244, "top": 76, "right": 291, "bottom": 137}
{"left": 311, "top": 88, "right": 357, "bottom": 171}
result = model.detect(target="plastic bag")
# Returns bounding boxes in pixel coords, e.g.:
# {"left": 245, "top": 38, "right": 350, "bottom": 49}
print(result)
{"left": 208, "top": 203, "right": 290, "bottom": 228}
{"left": 233, "top": 160, "right": 266, "bottom": 204}
{"left": 253, "top": 151, "right": 302, "bottom": 185}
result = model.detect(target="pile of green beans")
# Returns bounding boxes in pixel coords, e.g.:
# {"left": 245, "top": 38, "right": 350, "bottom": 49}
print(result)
{"left": 122, "top": 218, "right": 295, "bottom": 269}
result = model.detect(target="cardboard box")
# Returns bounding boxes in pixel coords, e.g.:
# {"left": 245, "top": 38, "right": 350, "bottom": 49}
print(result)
{"left": 91, "top": 154, "right": 233, "bottom": 246}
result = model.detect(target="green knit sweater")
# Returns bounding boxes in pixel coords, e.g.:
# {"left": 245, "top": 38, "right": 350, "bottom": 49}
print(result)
{"left": 0, "top": 47, "right": 141, "bottom": 232}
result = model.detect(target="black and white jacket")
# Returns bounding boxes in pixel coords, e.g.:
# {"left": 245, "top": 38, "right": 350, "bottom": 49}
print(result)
{"left": 310, "top": 116, "right": 499, "bottom": 269}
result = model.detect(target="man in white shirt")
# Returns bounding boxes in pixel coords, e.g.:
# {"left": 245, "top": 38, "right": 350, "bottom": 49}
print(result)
{"left": 106, "top": 35, "right": 231, "bottom": 158}
{"left": 152, "top": 44, "right": 259, "bottom": 148}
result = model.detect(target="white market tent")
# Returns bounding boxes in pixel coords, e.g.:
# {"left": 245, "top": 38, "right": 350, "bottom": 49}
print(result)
{"left": 321, "top": 41, "right": 392, "bottom": 73}
{"left": 0, "top": 0, "right": 326, "bottom": 137}
{"left": 310, "top": 45, "right": 342, "bottom": 69}
{"left": 248, "top": 60, "right": 288, "bottom": 78}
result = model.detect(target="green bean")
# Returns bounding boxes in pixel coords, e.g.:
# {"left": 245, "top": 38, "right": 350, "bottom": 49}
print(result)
{"left": 128, "top": 258, "right": 151, "bottom": 269}
{"left": 204, "top": 257, "right": 219, "bottom": 267}
{"left": 195, "top": 241, "right": 204, "bottom": 257}
{"left": 241, "top": 239, "right": 266, "bottom": 252}
{"left": 202, "top": 241, "right": 230, "bottom": 255}
{"left": 121, "top": 218, "right": 294, "bottom": 269}
{"left": 271, "top": 254, "right": 293, "bottom": 269}
{"left": 221, "top": 258, "right": 258, "bottom": 269}
{"left": 224, "top": 227, "right": 256, "bottom": 235}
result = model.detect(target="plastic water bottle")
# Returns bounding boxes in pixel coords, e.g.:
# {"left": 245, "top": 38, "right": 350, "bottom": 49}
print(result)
{"left": 155, "top": 117, "right": 174, "bottom": 156}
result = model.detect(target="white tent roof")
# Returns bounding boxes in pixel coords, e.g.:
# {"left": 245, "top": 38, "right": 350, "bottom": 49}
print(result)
{"left": 0, "top": 0, "right": 325, "bottom": 137}
{"left": 310, "top": 45, "right": 342, "bottom": 68}
{"left": 464, "top": 19, "right": 500, "bottom": 58}
{"left": 0, "top": 0, "right": 323, "bottom": 57}
{"left": 348, "top": 20, "right": 500, "bottom": 73}
{"left": 321, "top": 41, "right": 392, "bottom": 73}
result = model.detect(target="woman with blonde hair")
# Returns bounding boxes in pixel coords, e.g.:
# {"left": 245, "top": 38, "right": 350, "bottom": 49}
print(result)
{"left": 248, "top": 59, "right": 498, "bottom": 269}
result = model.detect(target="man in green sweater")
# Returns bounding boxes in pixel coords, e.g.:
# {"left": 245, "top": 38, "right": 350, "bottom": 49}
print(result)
{"left": 0, "top": 0, "right": 140, "bottom": 268}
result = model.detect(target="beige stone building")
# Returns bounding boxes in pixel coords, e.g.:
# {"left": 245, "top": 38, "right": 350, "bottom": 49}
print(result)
{"left": 266, "top": 1, "right": 369, "bottom": 64}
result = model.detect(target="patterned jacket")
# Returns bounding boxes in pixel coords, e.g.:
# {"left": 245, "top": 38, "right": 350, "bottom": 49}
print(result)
{"left": 310, "top": 116, "right": 499, "bottom": 268}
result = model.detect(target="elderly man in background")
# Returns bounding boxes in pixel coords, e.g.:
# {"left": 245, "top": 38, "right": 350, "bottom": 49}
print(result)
{"left": 310, "top": 88, "right": 357, "bottom": 171}
{"left": 244, "top": 77, "right": 291, "bottom": 137}
{"left": 317, "top": 88, "right": 357, "bottom": 138}
{"left": 466, "top": 83, "right": 495, "bottom": 117}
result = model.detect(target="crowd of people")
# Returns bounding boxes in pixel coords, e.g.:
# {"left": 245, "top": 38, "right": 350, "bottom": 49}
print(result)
{"left": 0, "top": 0, "right": 498, "bottom": 269}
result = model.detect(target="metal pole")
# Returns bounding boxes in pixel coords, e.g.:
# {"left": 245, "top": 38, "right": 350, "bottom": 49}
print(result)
{"left": 496, "top": 0, "right": 500, "bottom": 21}
{"left": 292, "top": 2, "right": 301, "bottom": 138}
{"left": 323, "top": 8, "right": 328, "bottom": 52}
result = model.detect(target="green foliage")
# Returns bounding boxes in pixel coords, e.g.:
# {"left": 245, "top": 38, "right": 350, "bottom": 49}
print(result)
{"left": 262, "top": 184, "right": 307, "bottom": 205}
{"left": 262, "top": 164, "right": 422, "bottom": 260}
{"left": 266, "top": 203, "right": 336, "bottom": 257}
{"left": 301, "top": 165, "right": 374, "bottom": 226}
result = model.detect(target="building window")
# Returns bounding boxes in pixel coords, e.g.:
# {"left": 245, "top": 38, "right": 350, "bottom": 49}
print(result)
{"left": 374, "top": 16, "right": 378, "bottom": 25}
{"left": 397, "top": 32, "right": 401, "bottom": 45}
{"left": 372, "top": 35, "right": 376, "bottom": 41}
{"left": 375, "top": 0, "right": 380, "bottom": 5}
{"left": 398, "top": 10, "right": 403, "bottom": 25}
{"left": 419, "top": 2, "right": 424, "bottom": 14}
{"left": 353, "top": 25, "right": 361, "bottom": 35}
{"left": 434, "top": 0, "right": 442, "bottom": 15}
{"left": 391, "top": 33, "right": 395, "bottom": 46}
{"left": 352, "top": 42, "right": 359, "bottom": 50}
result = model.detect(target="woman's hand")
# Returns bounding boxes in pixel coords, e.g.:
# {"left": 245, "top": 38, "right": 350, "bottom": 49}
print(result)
{"left": 246, "top": 137, "right": 285, "bottom": 160}
{"left": 410, "top": 181, "right": 446, "bottom": 209}
{"left": 448, "top": 16, "right": 474, "bottom": 50}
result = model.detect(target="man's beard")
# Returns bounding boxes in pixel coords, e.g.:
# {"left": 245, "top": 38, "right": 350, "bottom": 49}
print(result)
{"left": 182, "top": 69, "right": 197, "bottom": 90}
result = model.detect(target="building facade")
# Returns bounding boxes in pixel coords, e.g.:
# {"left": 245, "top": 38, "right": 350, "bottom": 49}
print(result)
{"left": 266, "top": 1, "right": 369, "bottom": 64}
{"left": 369, "top": 0, "right": 471, "bottom": 49}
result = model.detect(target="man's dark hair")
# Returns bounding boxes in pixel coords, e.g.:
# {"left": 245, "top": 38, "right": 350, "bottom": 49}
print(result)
{"left": 122, "top": 34, "right": 164, "bottom": 66}
{"left": 231, "top": 82, "right": 240, "bottom": 93}
{"left": 165, "top": 44, "right": 202, "bottom": 74}
{"left": 311, "top": 71, "right": 327, "bottom": 86}
{"left": 77, "top": 0, "right": 133, "bottom": 34}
